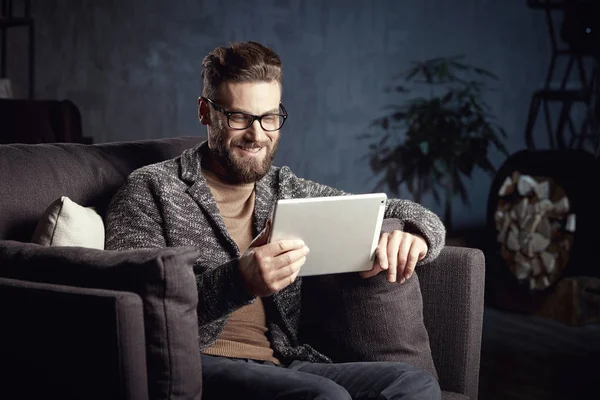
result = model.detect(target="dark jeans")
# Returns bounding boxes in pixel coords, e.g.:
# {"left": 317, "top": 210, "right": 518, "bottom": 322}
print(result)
{"left": 201, "top": 354, "right": 441, "bottom": 400}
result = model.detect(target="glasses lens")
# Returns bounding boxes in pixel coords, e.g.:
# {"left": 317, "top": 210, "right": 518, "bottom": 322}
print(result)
{"left": 260, "top": 114, "right": 285, "bottom": 131}
{"left": 228, "top": 113, "right": 253, "bottom": 129}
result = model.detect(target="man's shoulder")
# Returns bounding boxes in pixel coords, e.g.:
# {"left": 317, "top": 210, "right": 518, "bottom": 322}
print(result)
{"left": 126, "top": 157, "right": 183, "bottom": 187}
{"left": 269, "top": 164, "right": 303, "bottom": 179}
{"left": 264, "top": 164, "right": 299, "bottom": 186}
{"left": 269, "top": 165, "right": 346, "bottom": 199}
{"left": 266, "top": 165, "right": 326, "bottom": 196}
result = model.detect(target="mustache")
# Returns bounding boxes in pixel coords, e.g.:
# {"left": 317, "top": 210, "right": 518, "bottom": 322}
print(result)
{"left": 231, "top": 141, "right": 269, "bottom": 149}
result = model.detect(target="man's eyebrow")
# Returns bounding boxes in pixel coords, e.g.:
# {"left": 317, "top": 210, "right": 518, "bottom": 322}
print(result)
{"left": 229, "top": 106, "right": 281, "bottom": 115}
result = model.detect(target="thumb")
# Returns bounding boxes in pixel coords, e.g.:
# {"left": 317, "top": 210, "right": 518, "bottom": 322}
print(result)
{"left": 250, "top": 219, "right": 271, "bottom": 248}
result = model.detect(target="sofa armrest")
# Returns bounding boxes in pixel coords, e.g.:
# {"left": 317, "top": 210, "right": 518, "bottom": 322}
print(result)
{"left": 0, "top": 277, "right": 149, "bottom": 400}
{"left": 415, "top": 246, "right": 485, "bottom": 400}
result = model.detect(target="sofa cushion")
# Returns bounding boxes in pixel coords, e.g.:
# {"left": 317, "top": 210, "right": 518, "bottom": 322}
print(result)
{"left": 0, "top": 136, "right": 202, "bottom": 242}
{"left": 0, "top": 240, "right": 203, "bottom": 400}
{"left": 299, "top": 218, "right": 439, "bottom": 379}
{"left": 0, "top": 277, "right": 149, "bottom": 400}
{"left": 31, "top": 196, "right": 105, "bottom": 249}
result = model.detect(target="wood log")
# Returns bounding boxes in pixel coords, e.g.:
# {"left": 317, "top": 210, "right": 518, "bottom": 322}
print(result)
{"left": 495, "top": 172, "right": 575, "bottom": 290}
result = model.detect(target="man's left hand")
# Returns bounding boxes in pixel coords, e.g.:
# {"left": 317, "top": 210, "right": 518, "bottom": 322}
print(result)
{"left": 360, "top": 231, "right": 428, "bottom": 283}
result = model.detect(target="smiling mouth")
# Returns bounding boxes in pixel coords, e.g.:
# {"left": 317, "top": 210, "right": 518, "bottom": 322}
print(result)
{"left": 239, "top": 146, "right": 260, "bottom": 152}
{"left": 236, "top": 145, "right": 264, "bottom": 155}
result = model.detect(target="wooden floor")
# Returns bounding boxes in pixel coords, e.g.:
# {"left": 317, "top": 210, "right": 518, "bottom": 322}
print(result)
{"left": 478, "top": 307, "right": 600, "bottom": 400}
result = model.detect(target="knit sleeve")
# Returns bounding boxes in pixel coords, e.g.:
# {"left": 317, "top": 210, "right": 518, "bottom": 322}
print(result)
{"left": 281, "top": 167, "right": 446, "bottom": 264}
{"left": 195, "top": 259, "right": 255, "bottom": 324}
{"left": 105, "top": 170, "right": 255, "bottom": 323}
{"left": 382, "top": 199, "right": 446, "bottom": 264}
{"left": 105, "top": 171, "right": 167, "bottom": 250}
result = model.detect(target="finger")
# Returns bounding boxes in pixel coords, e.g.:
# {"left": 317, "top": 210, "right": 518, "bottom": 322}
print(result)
{"left": 269, "top": 256, "right": 306, "bottom": 290}
{"left": 271, "top": 245, "right": 309, "bottom": 269}
{"left": 395, "top": 237, "right": 412, "bottom": 282}
{"left": 411, "top": 234, "right": 428, "bottom": 261}
{"left": 376, "top": 233, "right": 389, "bottom": 271}
{"left": 261, "top": 239, "right": 305, "bottom": 257}
{"left": 289, "top": 266, "right": 302, "bottom": 283}
{"left": 360, "top": 261, "right": 384, "bottom": 278}
{"left": 418, "top": 238, "right": 428, "bottom": 261}
{"left": 403, "top": 237, "right": 427, "bottom": 281}
{"left": 362, "top": 235, "right": 388, "bottom": 278}
{"left": 386, "top": 232, "right": 402, "bottom": 282}
{"left": 402, "top": 243, "right": 420, "bottom": 282}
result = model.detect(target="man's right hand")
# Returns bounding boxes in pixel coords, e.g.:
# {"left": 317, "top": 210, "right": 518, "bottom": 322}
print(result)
{"left": 239, "top": 220, "right": 309, "bottom": 297}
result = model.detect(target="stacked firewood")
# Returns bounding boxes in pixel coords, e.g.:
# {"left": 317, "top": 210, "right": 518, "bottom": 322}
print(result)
{"left": 494, "top": 171, "right": 575, "bottom": 290}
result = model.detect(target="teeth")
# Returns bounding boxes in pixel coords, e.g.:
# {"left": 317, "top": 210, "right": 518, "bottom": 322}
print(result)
{"left": 239, "top": 146, "right": 260, "bottom": 152}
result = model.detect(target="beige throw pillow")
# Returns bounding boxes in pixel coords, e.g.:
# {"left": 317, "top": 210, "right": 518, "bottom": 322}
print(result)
{"left": 32, "top": 196, "right": 105, "bottom": 249}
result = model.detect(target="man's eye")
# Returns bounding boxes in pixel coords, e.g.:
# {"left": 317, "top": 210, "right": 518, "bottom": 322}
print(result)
{"left": 262, "top": 115, "right": 277, "bottom": 123}
{"left": 230, "top": 114, "right": 248, "bottom": 122}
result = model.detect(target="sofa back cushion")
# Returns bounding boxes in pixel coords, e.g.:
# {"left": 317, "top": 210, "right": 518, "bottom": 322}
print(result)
{"left": 0, "top": 136, "right": 202, "bottom": 242}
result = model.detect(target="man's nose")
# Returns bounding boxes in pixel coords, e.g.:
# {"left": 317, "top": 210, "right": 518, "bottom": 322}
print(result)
{"left": 245, "top": 119, "right": 267, "bottom": 141}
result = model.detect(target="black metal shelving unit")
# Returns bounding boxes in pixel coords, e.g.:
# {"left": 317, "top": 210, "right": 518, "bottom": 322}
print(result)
{"left": 525, "top": 0, "right": 599, "bottom": 151}
{"left": 0, "top": 0, "right": 34, "bottom": 99}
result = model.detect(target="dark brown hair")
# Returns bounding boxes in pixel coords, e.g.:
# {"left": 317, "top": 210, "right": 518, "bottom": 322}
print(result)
{"left": 201, "top": 41, "right": 282, "bottom": 100}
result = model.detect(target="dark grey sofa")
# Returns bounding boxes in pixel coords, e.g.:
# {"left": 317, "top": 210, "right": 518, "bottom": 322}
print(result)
{"left": 0, "top": 137, "right": 485, "bottom": 400}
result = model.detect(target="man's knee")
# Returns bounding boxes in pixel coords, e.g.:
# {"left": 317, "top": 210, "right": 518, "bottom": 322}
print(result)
{"left": 414, "top": 371, "right": 441, "bottom": 399}
{"left": 384, "top": 368, "right": 441, "bottom": 400}
{"left": 305, "top": 378, "right": 352, "bottom": 400}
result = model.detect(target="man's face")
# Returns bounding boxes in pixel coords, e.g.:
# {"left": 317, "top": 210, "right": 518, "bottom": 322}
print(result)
{"left": 200, "top": 81, "right": 282, "bottom": 184}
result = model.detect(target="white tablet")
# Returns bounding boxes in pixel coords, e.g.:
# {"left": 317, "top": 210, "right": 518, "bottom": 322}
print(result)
{"left": 268, "top": 193, "right": 387, "bottom": 276}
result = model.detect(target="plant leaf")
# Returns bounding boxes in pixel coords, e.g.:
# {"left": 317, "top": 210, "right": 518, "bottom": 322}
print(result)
{"left": 478, "top": 156, "right": 497, "bottom": 174}
{"left": 441, "top": 91, "right": 454, "bottom": 104}
{"left": 457, "top": 156, "right": 475, "bottom": 177}
{"left": 473, "top": 67, "right": 499, "bottom": 80}
{"left": 368, "top": 154, "right": 384, "bottom": 173}
{"left": 404, "top": 63, "right": 422, "bottom": 82}
{"left": 452, "top": 171, "right": 470, "bottom": 207}
{"left": 364, "top": 54, "right": 507, "bottom": 211}
{"left": 384, "top": 167, "right": 400, "bottom": 195}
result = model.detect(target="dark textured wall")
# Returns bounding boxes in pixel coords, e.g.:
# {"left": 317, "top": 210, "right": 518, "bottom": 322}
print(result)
{"left": 6, "top": 0, "right": 556, "bottom": 229}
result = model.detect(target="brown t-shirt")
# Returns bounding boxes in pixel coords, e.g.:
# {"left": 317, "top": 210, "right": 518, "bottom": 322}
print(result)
{"left": 201, "top": 168, "right": 279, "bottom": 364}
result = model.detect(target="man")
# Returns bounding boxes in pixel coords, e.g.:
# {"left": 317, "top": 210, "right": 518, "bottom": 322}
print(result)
{"left": 106, "top": 41, "right": 445, "bottom": 399}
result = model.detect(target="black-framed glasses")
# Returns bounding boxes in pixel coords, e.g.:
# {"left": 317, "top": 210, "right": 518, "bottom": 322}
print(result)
{"left": 202, "top": 96, "right": 288, "bottom": 131}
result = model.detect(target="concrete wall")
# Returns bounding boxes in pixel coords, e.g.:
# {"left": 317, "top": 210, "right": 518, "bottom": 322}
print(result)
{"left": 6, "top": 0, "right": 561, "bottom": 229}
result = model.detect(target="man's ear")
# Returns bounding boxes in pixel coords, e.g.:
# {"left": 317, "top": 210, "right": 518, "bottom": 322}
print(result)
{"left": 198, "top": 97, "right": 210, "bottom": 126}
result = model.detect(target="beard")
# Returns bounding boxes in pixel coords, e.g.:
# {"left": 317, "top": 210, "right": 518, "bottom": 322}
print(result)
{"left": 207, "top": 120, "right": 278, "bottom": 184}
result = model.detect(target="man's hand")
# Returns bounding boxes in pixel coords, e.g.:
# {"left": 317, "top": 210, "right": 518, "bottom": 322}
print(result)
{"left": 239, "top": 220, "right": 310, "bottom": 297}
{"left": 360, "top": 231, "right": 427, "bottom": 283}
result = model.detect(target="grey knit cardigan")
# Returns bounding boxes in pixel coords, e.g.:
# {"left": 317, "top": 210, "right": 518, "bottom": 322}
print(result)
{"left": 105, "top": 141, "right": 446, "bottom": 365}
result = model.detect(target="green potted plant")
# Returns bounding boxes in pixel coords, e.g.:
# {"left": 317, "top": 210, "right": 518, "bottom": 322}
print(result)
{"left": 362, "top": 55, "right": 509, "bottom": 231}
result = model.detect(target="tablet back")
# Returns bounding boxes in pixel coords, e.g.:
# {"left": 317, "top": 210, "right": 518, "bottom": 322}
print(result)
{"left": 269, "top": 193, "right": 387, "bottom": 276}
